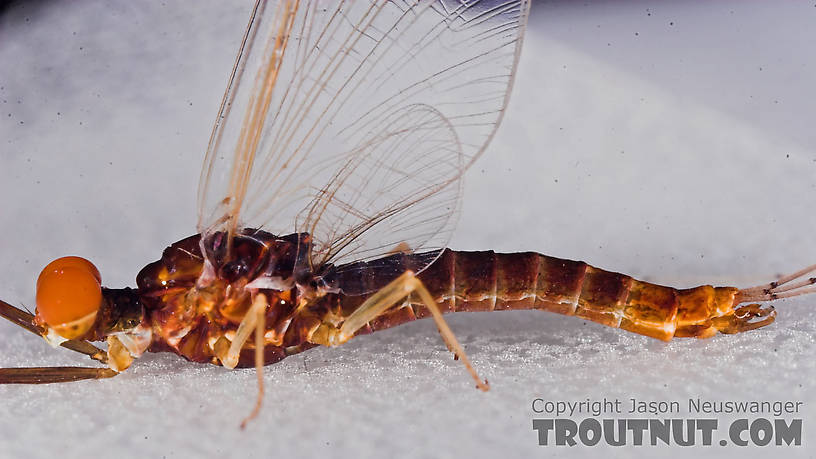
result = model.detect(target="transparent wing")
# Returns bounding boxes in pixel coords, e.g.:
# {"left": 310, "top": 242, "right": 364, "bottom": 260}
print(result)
{"left": 197, "top": 0, "right": 530, "bottom": 274}
{"left": 300, "top": 103, "right": 464, "bottom": 273}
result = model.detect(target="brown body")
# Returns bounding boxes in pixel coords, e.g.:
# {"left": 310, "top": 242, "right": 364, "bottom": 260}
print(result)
{"left": 337, "top": 250, "right": 739, "bottom": 342}
{"left": 123, "top": 230, "right": 752, "bottom": 368}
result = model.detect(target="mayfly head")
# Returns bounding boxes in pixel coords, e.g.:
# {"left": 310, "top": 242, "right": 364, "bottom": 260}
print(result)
{"left": 35, "top": 256, "right": 102, "bottom": 340}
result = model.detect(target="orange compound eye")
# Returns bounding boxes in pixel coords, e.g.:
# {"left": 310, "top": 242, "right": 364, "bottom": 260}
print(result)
{"left": 35, "top": 256, "right": 102, "bottom": 340}
{"left": 37, "top": 256, "right": 101, "bottom": 289}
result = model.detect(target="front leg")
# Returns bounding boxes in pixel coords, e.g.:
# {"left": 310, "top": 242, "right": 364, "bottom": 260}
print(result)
{"left": 0, "top": 298, "right": 119, "bottom": 384}
{"left": 311, "top": 271, "right": 489, "bottom": 392}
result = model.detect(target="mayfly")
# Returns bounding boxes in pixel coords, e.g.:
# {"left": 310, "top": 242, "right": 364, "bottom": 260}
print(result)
{"left": 2, "top": 0, "right": 815, "bottom": 427}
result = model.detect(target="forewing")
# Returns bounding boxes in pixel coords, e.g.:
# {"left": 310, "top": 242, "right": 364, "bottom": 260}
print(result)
{"left": 197, "top": 0, "right": 530, "bottom": 273}
{"left": 300, "top": 103, "right": 463, "bottom": 275}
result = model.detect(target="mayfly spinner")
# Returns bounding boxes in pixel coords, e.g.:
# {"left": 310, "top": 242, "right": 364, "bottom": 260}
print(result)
{"left": 2, "top": 0, "right": 814, "bottom": 427}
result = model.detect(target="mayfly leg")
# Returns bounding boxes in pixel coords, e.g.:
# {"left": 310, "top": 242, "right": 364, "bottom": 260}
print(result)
{"left": 0, "top": 298, "right": 116, "bottom": 384}
{"left": 0, "top": 367, "right": 117, "bottom": 384}
{"left": 0, "top": 298, "right": 107, "bottom": 363}
{"left": 327, "top": 271, "right": 490, "bottom": 392}
{"left": 211, "top": 292, "right": 269, "bottom": 429}
{"left": 243, "top": 293, "right": 268, "bottom": 429}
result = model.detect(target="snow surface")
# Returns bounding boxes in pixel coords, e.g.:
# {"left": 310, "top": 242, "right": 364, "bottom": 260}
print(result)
{"left": 1, "top": 1, "right": 815, "bottom": 458}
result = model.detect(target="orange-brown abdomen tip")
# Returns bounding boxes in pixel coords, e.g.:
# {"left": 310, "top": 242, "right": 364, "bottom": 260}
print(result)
{"left": 36, "top": 256, "right": 102, "bottom": 339}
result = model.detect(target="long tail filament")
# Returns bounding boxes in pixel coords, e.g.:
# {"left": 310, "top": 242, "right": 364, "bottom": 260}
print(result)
{"left": 736, "top": 263, "right": 816, "bottom": 303}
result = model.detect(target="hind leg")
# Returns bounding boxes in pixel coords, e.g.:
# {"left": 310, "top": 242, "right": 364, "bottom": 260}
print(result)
{"left": 312, "top": 271, "right": 489, "bottom": 391}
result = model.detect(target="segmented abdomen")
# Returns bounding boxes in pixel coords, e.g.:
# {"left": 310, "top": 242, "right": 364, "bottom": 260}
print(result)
{"left": 337, "top": 250, "right": 738, "bottom": 341}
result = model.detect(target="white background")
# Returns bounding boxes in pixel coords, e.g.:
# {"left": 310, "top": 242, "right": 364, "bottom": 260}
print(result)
{"left": 1, "top": 1, "right": 815, "bottom": 458}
